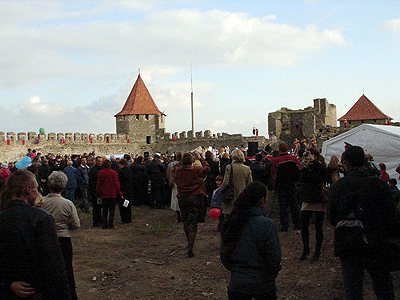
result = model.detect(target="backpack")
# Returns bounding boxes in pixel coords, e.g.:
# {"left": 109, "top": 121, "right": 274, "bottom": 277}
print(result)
{"left": 333, "top": 177, "right": 400, "bottom": 272}
{"left": 334, "top": 190, "right": 367, "bottom": 257}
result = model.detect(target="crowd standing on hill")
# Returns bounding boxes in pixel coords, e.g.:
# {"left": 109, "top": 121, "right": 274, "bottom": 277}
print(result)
{"left": 1, "top": 141, "right": 400, "bottom": 299}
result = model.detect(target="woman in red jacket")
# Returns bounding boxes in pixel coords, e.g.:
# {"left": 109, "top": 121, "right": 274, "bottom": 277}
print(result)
{"left": 96, "top": 160, "right": 123, "bottom": 229}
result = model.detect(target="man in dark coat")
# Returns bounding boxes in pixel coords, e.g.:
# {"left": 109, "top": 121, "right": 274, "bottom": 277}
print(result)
{"left": 117, "top": 159, "right": 133, "bottom": 223}
{"left": 146, "top": 154, "right": 167, "bottom": 209}
{"left": 38, "top": 158, "right": 51, "bottom": 196}
{"left": 88, "top": 156, "right": 103, "bottom": 227}
{"left": 271, "top": 143, "right": 302, "bottom": 232}
{"left": 76, "top": 157, "right": 90, "bottom": 213}
{"left": 250, "top": 153, "right": 269, "bottom": 186}
{"left": 130, "top": 156, "right": 148, "bottom": 206}
{"left": 205, "top": 151, "right": 219, "bottom": 206}
{"left": 0, "top": 170, "right": 71, "bottom": 300}
{"left": 329, "top": 146, "right": 400, "bottom": 299}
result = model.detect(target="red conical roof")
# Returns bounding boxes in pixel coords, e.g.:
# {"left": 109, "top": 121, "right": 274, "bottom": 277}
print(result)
{"left": 115, "top": 74, "right": 164, "bottom": 116}
{"left": 338, "top": 94, "right": 391, "bottom": 121}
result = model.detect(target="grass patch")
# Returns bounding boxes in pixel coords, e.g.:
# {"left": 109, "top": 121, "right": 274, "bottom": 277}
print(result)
{"left": 137, "top": 220, "right": 178, "bottom": 236}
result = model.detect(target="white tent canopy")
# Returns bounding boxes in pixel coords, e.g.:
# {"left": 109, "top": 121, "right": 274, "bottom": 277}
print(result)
{"left": 321, "top": 124, "right": 400, "bottom": 181}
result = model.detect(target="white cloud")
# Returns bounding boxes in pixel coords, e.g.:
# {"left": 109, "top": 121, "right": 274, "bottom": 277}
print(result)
{"left": 0, "top": 2, "right": 348, "bottom": 136}
{"left": 230, "top": 120, "right": 245, "bottom": 125}
{"left": 0, "top": 94, "right": 117, "bottom": 134}
{"left": 29, "top": 96, "right": 41, "bottom": 104}
{"left": 375, "top": 19, "right": 400, "bottom": 32}
{"left": 211, "top": 120, "right": 227, "bottom": 128}
{"left": 0, "top": 4, "right": 345, "bottom": 89}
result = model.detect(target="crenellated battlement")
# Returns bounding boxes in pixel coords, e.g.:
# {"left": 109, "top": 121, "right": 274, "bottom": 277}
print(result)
{"left": 0, "top": 130, "right": 271, "bottom": 162}
{"left": 0, "top": 132, "right": 130, "bottom": 143}
{"left": 0, "top": 130, "right": 248, "bottom": 144}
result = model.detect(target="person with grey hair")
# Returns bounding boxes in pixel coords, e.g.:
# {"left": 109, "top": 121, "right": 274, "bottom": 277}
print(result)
{"left": 42, "top": 171, "right": 80, "bottom": 300}
{"left": 221, "top": 149, "right": 253, "bottom": 215}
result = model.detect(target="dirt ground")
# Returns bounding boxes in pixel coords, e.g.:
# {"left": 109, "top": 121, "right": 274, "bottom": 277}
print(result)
{"left": 72, "top": 204, "right": 400, "bottom": 300}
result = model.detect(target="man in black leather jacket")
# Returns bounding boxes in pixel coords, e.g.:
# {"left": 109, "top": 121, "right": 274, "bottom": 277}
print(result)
{"left": 0, "top": 170, "right": 71, "bottom": 300}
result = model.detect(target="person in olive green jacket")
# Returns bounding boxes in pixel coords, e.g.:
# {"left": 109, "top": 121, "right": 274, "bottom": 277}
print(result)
{"left": 221, "top": 149, "right": 253, "bottom": 215}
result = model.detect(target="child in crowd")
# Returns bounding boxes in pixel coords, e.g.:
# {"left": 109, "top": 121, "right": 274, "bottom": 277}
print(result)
{"left": 379, "top": 163, "right": 390, "bottom": 182}
{"left": 0, "top": 163, "right": 10, "bottom": 182}
{"left": 389, "top": 178, "right": 400, "bottom": 207}
{"left": 210, "top": 175, "right": 224, "bottom": 232}
{"left": 0, "top": 163, "right": 10, "bottom": 192}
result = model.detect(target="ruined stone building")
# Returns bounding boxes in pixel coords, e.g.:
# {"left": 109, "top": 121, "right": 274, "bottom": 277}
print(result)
{"left": 338, "top": 94, "right": 392, "bottom": 127}
{"left": 268, "top": 98, "right": 337, "bottom": 146}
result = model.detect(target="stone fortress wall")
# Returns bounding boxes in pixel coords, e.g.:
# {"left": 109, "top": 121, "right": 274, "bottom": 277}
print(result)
{"left": 0, "top": 130, "right": 271, "bottom": 162}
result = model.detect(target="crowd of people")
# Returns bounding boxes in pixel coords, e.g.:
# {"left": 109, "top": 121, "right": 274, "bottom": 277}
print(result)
{"left": 1, "top": 142, "right": 400, "bottom": 299}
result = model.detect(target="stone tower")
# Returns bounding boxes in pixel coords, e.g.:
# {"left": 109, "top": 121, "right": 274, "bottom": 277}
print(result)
{"left": 115, "top": 74, "right": 165, "bottom": 144}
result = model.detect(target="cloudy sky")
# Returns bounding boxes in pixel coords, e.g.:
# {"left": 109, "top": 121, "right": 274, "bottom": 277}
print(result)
{"left": 1, "top": 1, "right": 400, "bottom": 137}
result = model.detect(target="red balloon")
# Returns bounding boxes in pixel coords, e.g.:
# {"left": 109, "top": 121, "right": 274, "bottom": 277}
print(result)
{"left": 209, "top": 208, "right": 221, "bottom": 219}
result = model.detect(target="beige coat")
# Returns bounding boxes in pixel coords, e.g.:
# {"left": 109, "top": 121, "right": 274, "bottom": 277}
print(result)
{"left": 221, "top": 161, "right": 253, "bottom": 214}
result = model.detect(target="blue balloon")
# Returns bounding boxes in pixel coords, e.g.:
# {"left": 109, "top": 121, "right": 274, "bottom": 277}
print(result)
{"left": 21, "top": 156, "right": 31, "bottom": 164}
{"left": 15, "top": 156, "right": 32, "bottom": 169}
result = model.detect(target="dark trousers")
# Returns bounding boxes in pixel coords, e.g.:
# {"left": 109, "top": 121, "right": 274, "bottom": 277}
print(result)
{"left": 64, "top": 188, "right": 76, "bottom": 204}
{"left": 277, "top": 186, "right": 300, "bottom": 231}
{"left": 58, "top": 237, "right": 78, "bottom": 300}
{"left": 228, "top": 290, "right": 277, "bottom": 300}
{"left": 132, "top": 182, "right": 148, "bottom": 206}
{"left": 340, "top": 255, "right": 395, "bottom": 300}
{"left": 216, "top": 213, "right": 225, "bottom": 232}
{"left": 78, "top": 186, "right": 89, "bottom": 211}
{"left": 301, "top": 210, "right": 324, "bottom": 251}
{"left": 117, "top": 198, "right": 132, "bottom": 223}
{"left": 101, "top": 198, "right": 117, "bottom": 229}
{"left": 89, "top": 191, "right": 102, "bottom": 227}
{"left": 178, "top": 194, "right": 202, "bottom": 252}
{"left": 150, "top": 181, "right": 165, "bottom": 208}
{"left": 198, "top": 194, "right": 207, "bottom": 223}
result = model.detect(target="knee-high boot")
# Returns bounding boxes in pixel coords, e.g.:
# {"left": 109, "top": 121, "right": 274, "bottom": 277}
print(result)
{"left": 300, "top": 231, "right": 310, "bottom": 260}
{"left": 187, "top": 231, "right": 196, "bottom": 257}
{"left": 311, "top": 233, "right": 323, "bottom": 262}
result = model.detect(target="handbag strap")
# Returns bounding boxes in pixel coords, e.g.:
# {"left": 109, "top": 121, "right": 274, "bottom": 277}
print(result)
{"left": 228, "top": 163, "right": 234, "bottom": 183}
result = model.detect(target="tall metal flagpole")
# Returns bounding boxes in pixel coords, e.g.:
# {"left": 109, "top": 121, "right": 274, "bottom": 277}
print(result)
{"left": 191, "top": 63, "right": 194, "bottom": 134}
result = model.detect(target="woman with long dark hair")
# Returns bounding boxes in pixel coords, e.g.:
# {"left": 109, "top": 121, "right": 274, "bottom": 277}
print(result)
{"left": 221, "top": 182, "right": 281, "bottom": 300}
